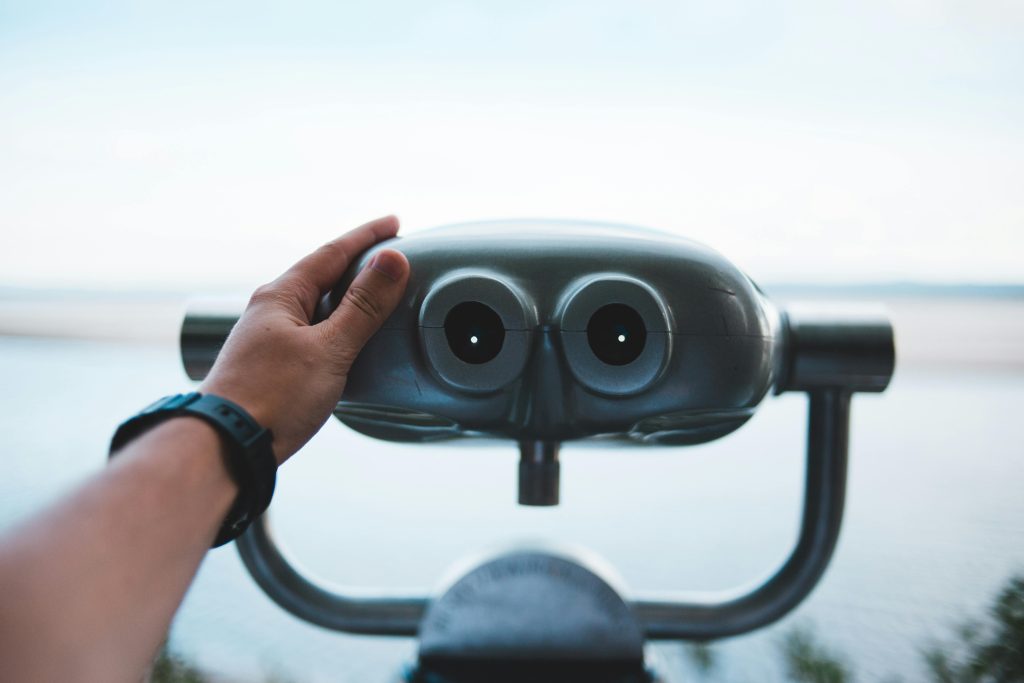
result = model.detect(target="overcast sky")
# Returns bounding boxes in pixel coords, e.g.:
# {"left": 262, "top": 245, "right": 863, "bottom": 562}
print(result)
{"left": 1, "top": 1, "right": 1022, "bottom": 290}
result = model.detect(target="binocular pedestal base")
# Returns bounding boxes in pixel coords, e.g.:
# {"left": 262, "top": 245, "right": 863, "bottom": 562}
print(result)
{"left": 411, "top": 549, "right": 652, "bottom": 683}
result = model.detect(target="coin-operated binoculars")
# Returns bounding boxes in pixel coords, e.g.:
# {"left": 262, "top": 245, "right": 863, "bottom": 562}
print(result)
{"left": 182, "top": 221, "right": 894, "bottom": 683}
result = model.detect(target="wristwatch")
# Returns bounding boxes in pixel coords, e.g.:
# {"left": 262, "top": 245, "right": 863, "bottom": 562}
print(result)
{"left": 109, "top": 392, "right": 277, "bottom": 547}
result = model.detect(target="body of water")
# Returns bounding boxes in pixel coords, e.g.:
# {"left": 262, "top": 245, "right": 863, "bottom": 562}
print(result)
{"left": 1, "top": 304, "right": 1023, "bottom": 681}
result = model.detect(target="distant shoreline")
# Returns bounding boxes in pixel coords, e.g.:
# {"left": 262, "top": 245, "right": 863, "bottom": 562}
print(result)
{"left": 765, "top": 282, "right": 1024, "bottom": 299}
{"left": 3, "top": 282, "right": 1024, "bottom": 302}
{"left": 1, "top": 287, "right": 1023, "bottom": 370}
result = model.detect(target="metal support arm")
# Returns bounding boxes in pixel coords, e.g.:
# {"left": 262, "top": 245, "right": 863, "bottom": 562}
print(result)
{"left": 236, "top": 387, "right": 852, "bottom": 641}
{"left": 236, "top": 514, "right": 426, "bottom": 636}
{"left": 633, "top": 389, "right": 850, "bottom": 638}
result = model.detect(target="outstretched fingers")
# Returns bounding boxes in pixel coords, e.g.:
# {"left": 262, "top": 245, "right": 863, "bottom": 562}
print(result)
{"left": 258, "top": 216, "right": 401, "bottom": 320}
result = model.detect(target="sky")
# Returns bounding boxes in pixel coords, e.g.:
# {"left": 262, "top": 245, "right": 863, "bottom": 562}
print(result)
{"left": 1, "top": 0, "right": 1022, "bottom": 290}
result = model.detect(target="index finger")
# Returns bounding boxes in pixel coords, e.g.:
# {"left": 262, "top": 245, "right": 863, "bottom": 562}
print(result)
{"left": 278, "top": 215, "right": 400, "bottom": 316}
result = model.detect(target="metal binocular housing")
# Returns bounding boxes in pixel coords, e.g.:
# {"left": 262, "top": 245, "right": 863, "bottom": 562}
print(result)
{"left": 181, "top": 220, "right": 895, "bottom": 676}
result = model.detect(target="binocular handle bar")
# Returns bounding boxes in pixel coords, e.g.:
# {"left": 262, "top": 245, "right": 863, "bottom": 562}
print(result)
{"left": 236, "top": 388, "right": 851, "bottom": 639}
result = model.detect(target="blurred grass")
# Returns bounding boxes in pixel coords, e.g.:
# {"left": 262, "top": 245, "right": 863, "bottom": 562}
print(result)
{"left": 149, "top": 642, "right": 296, "bottom": 683}
{"left": 922, "top": 575, "right": 1024, "bottom": 683}
{"left": 772, "top": 573, "right": 1024, "bottom": 683}
{"left": 780, "top": 627, "right": 852, "bottom": 683}
{"left": 150, "top": 644, "right": 206, "bottom": 683}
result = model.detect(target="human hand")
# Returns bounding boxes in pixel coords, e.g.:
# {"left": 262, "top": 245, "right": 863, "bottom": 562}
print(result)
{"left": 200, "top": 216, "right": 410, "bottom": 464}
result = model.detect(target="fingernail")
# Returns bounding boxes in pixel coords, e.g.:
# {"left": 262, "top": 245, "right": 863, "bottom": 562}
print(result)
{"left": 369, "top": 250, "right": 404, "bottom": 282}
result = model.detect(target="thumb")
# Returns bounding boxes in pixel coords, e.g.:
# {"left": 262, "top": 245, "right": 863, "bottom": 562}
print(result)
{"left": 323, "top": 248, "right": 410, "bottom": 366}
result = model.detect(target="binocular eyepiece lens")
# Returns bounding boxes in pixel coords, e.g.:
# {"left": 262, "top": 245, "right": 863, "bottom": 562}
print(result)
{"left": 445, "top": 301, "right": 506, "bottom": 364}
{"left": 587, "top": 304, "right": 646, "bottom": 366}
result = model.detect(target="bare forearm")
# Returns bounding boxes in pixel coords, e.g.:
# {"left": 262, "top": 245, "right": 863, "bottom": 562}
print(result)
{"left": 0, "top": 217, "right": 409, "bottom": 681}
{"left": 0, "top": 418, "right": 236, "bottom": 682}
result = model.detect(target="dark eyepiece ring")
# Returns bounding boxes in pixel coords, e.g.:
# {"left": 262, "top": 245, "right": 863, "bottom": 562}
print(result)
{"left": 586, "top": 303, "right": 647, "bottom": 366}
{"left": 444, "top": 301, "right": 505, "bottom": 364}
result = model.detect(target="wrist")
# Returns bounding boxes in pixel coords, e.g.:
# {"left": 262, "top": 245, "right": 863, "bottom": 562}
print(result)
{"left": 109, "top": 392, "right": 277, "bottom": 547}
{"left": 129, "top": 416, "right": 239, "bottom": 508}
{"left": 153, "top": 416, "right": 235, "bottom": 478}
{"left": 198, "top": 377, "right": 272, "bottom": 429}
{"left": 197, "top": 380, "right": 282, "bottom": 457}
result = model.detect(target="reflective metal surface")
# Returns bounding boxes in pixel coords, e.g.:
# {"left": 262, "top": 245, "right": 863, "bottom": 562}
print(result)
{"left": 417, "top": 549, "right": 644, "bottom": 661}
{"left": 235, "top": 512, "right": 426, "bottom": 636}
{"left": 235, "top": 387, "right": 858, "bottom": 641}
{"left": 632, "top": 389, "right": 851, "bottom": 638}
{"left": 780, "top": 304, "right": 896, "bottom": 393}
{"left": 518, "top": 440, "right": 560, "bottom": 506}
{"left": 193, "top": 222, "right": 897, "bottom": 653}
{"left": 180, "top": 296, "right": 247, "bottom": 381}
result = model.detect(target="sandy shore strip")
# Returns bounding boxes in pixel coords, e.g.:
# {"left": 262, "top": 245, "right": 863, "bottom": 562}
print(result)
{"left": 1, "top": 289, "right": 1022, "bottom": 370}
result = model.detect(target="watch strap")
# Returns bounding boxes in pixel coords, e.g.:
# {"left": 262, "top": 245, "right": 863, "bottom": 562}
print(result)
{"left": 109, "top": 392, "right": 277, "bottom": 547}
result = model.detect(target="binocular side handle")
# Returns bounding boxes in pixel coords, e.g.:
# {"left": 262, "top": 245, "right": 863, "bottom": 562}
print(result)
{"left": 236, "top": 513, "right": 427, "bottom": 635}
{"left": 632, "top": 387, "right": 849, "bottom": 638}
{"left": 630, "top": 307, "right": 893, "bottom": 638}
